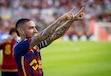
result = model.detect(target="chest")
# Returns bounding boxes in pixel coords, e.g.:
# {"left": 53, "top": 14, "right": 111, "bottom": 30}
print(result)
{"left": 25, "top": 45, "right": 41, "bottom": 61}
{"left": 23, "top": 46, "right": 42, "bottom": 70}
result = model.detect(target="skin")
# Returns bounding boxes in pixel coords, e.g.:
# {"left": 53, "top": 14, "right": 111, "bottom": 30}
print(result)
{"left": 17, "top": 7, "right": 85, "bottom": 48}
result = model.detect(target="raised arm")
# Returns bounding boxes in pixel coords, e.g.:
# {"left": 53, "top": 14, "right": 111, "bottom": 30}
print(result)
{"left": 46, "top": 7, "right": 85, "bottom": 45}
{"left": 29, "top": 7, "right": 76, "bottom": 48}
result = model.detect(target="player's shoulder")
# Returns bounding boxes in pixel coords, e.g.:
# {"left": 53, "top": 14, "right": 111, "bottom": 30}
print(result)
{"left": 14, "top": 39, "right": 30, "bottom": 48}
{"left": 14, "top": 39, "right": 31, "bottom": 55}
{"left": 15, "top": 40, "right": 25, "bottom": 46}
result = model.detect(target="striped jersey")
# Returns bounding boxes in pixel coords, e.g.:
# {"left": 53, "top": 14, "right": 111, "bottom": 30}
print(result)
{"left": 14, "top": 38, "right": 47, "bottom": 76}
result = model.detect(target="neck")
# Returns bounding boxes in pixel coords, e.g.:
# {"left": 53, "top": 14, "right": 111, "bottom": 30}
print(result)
{"left": 20, "top": 35, "right": 27, "bottom": 40}
{"left": 20, "top": 35, "right": 31, "bottom": 40}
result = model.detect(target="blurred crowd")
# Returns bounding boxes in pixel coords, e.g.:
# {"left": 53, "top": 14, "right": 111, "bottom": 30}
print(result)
{"left": 0, "top": 0, "right": 111, "bottom": 41}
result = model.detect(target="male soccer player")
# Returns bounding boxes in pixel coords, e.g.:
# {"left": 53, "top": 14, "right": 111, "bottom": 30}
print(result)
{"left": 0, "top": 28, "right": 18, "bottom": 76}
{"left": 14, "top": 7, "right": 84, "bottom": 76}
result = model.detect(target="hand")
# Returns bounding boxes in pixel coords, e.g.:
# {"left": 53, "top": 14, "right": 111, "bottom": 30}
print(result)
{"left": 60, "top": 7, "right": 75, "bottom": 21}
{"left": 73, "top": 7, "right": 84, "bottom": 21}
{"left": 60, "top": 7, "right": 84, "bottom": 22}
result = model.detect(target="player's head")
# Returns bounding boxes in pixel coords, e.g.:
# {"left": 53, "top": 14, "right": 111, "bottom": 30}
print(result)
{"left": 15, "top": 18, "right": 38, "bottom": 39}
{"left": 9, "top": 27, "right": 18, "bottom": 39}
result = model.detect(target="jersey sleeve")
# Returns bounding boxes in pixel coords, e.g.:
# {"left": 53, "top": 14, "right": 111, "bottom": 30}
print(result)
{"left": 38, "top": 40, "right": 48, "bottom": 49}
{"left": 14, "top": 39, "right": 30, "bottom": 56}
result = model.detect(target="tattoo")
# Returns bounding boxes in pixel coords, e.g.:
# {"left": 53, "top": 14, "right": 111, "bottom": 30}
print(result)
{"left": 46, "top": 20, "right": 74, "bottom": 45}
{"left": 55, "top": 26, "right": 67, "bottom": 37}
{"left": 43, "top": 20, "right": 62, "bottom": 35}
{"left": 30, "top": 18, "right": 64, "bottom": 48}
{"left": 54, "top": 20, "right": 74, "bottom": 38}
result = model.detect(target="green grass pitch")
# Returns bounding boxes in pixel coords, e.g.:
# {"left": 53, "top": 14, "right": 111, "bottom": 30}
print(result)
{"left": 0, "top": 41, "right": 111, "bottom": 76}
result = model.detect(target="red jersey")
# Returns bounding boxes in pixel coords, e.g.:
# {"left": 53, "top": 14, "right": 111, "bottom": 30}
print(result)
{"left": 1, "top": 39, "right": 18, "bottom": 72}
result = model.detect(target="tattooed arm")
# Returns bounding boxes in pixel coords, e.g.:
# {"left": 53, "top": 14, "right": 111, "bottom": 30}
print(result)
{"left": 30, "top": 7, "right": 84, "bottom": 48}
{"left": 46, "top": 7, "right": 85, "bottom": 45}
{"left": 29, "top": 12, "right": 74, "bottom": 48}
{"left": 46, "top": 20, "right": 74, "bottom": 45}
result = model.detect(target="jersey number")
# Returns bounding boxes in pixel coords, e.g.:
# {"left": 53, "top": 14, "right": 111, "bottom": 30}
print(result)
{"left": 5, "top": 44, "right": 11, "bottom": 55}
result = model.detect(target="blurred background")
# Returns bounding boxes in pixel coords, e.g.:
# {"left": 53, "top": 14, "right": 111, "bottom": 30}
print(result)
{"left": 0, "top": 0, "right": 111, "bottom": 76}
{"left": 0, "top": 0, "right": 111, "bottom": 41}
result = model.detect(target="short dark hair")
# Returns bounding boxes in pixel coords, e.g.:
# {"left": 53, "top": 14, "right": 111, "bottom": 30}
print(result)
{"left": 9, "top": 27, "right": 17, "bottom": 35}
{"left": 15, "top": 18, "right": 31, "bottom": 36}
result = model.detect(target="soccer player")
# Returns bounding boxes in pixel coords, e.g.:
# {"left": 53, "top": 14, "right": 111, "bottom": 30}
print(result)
{"left": 14, "top": 7, "right": 84, "bottom": 76}
{"left": 0, "top": 28, "right": 18, "bottom": 76}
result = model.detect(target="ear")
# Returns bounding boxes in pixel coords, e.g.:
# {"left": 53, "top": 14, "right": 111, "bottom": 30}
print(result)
{"left": 18, "top": 28, "right": 25, "bottom": 35}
